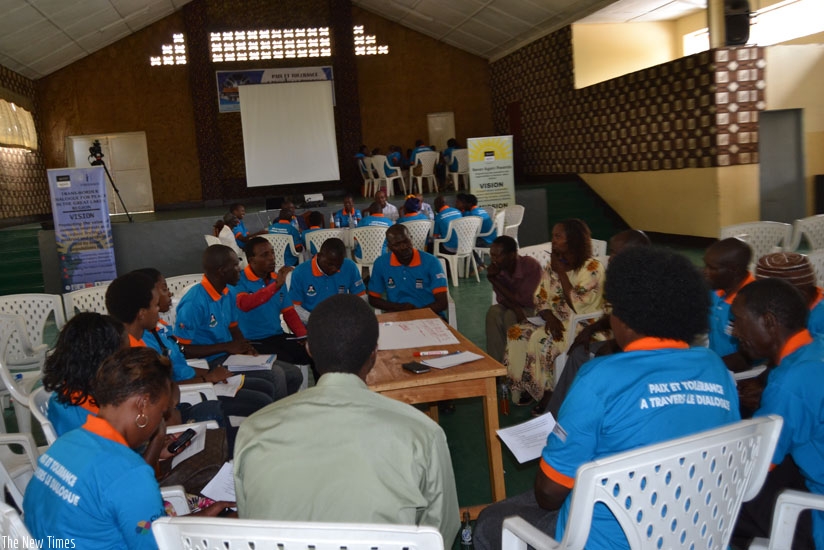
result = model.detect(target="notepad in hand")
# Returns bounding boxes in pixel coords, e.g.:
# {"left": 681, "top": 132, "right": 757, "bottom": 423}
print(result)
{"left": 421, "top": 351, "right": 484, "bottom": 369}
{"left": 212, "top": 374, "right": 245, "bottom": 397}
{"left": 224, "top": 354, "right": 276, "bottom": 371}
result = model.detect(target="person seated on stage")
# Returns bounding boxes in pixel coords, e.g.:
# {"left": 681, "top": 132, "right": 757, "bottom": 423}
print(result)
{"left": 332, "top": 194, "right": 362, "bottom": 228}
{"left": 368, "top": 224, "right": 448, "bottom": 317}
{"left": 398, "top": 196, "right": 429, "bottom": 223}
{"left": 485, "top": 236, "right": 543, "bottom": 363}
{"left": 234, "top": 294, "right": 460, "bottom": 543}
{"left": 280, "top": 198, "right": 308, "bottom": 231}
{"left": 302, "top": 211, "right": 326, "bottom": 256}
{"left": 355, "top": 144, "right": 370, "bottom": 177}
{"left": 174, "top": 244, "right": 292, "bottom": 402}
{"left": 505, "top": 219, "right": 604, "bottom": 413}
{"left": 24, "top": 347, "right": 230, "bottom": 550}
{"left": 433, "top": 195, "right": 463, "bottom": 254}
{"left": 267, "top": 208, "right": 304, "bottom": 267}
{"left": 703, "top": 237, "right": 755, "bottom": 371}
{"left": 456, "top": 193, "right": 496, "bottom": 252}
{"left": 755, "top": 251, "right": 824, "bottom": 336}
{"left": 42, "top": 312, "right": 127, "bottom": 436}
{"left": 105, "top": 271, "right": 226, "bottom": 427}
{"left": 409, "top": 138, "right": 431, "bottom": 166}
{"left": 474, "top": 246, "right": 740, "bottom": 550}
{"left": 355, "top": 202, "right": 392, "bottom": 260}
{"left": 234, "top": 237, "right": 312, "bottom": 368}
{"left": 230, "top": 202, "right": 266, "bottom": 249}
{"left": 441, "top": 138, "right": 461, "bottom": 185}
{"left": 375, "top": 189, "right": 399, "bottom": 222}
{"left": 544, "top": 229, "right": 650, "bottom": 417}
{"left": 288, "top": 238, "right": 365, "bottom": 323}
{"left": 416, "top": 192, "right": 435, "bottom": 221}
{"left": 215, "top": 213, "right": 242, "bottom": 255}
{"left": 731, "top": 278, "right": 824, "bottom": 549}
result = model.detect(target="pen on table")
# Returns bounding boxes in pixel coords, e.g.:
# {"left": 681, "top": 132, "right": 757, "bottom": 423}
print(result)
{"left": 413, "top": 350, "right": 450, "bottom": 357}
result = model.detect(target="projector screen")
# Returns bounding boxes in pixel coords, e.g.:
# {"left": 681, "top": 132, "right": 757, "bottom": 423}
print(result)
{"left": 239, "top": 80, "right": 340, "bottom": 187}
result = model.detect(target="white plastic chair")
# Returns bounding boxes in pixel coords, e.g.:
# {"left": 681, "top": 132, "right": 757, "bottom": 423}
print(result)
{"left": 807, "top": 249, "right": 824, "bottom": 286}
{"left": 0, "top": 293, "right": 65, "bottom": 368}
{"left": 262, "top": 234, "right": 302, "bottom": 271}
{"left": 0, "top": 316, "right": 45, "bottom": 434}
{"left": 519, "top": 242, "right": 552, "bottom": 268}
{"left": 351, "top": 226, "right": 388, "bottom": 276}
{"left": 720, "top": 222, "right": 793, "bottom": 261}
{"left": 434, "top": 216, "right": 482, "bottom": 286}
{"left": 0, "top": 501, "right": 34, "bottom": 545}
{"left": 28, "top": 387, "right": 59, "bottom": 444}
{"left": 371, "top": 155, "right": 406, "bottom": 197}
{"left": 591, "top": 238, "right": 607, "bottom": 257}
{"left": 446, "top": 149, "right": 470, "bottom": 191}
{"left": 162, "top": 274, "right": 202, "bottom": 326}
{"left": 501, "top": 415, "right": 783, "bottom": 550}
{"left": 749, "top": 489, "right": 824, "bottom": 549}
{"left": 359, "top": 158, "right": 376, "bottom": 197}
{"left": 0, "top": 432, "right": 40, "bottom": 510}
{"left": 409, "top": 151, "right": 439, "bottom": 194}
{"left": 401, "top": 219, "right": 433, "bottom": 252}
{"left": 790, "top": 214, "right": 824, "bottom": 251}
{"left": 304, "top": 228, "right": 347, "bottom": 257}
{"left": 502, "top": 205, "right": 525, "bottom": 245}
{"left": 475, "top": 211, "right": 506, "bottom": 264}
{"left": 204, "top": 234, "right": 221, "bottom": 247}
{"left": 152, "top": 517, "right": 444, "bottom": 550}
{"left": 62, "top": 285, "right": 110, "bottom": 320}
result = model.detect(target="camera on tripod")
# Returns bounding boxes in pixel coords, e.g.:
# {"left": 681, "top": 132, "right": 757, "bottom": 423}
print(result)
{"left": 88, "top": 139, "right": 104, "bottom": 164}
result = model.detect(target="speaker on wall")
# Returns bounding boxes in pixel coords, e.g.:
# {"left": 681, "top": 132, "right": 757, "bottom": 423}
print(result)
{"left": 725, "top": 0, "right": 751, "bottom": 46}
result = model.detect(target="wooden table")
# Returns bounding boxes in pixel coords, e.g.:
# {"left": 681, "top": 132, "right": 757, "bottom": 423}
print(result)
{"left": 367, "top": 308, "right": 507, "bottom": 516}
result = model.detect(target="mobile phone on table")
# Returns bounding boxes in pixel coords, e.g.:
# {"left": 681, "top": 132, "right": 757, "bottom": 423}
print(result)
{"left": 167, "top": 428, "right": 197, "bottom": 453}
{"left": 402, "top": 361, "right": 430, "bottom": 374}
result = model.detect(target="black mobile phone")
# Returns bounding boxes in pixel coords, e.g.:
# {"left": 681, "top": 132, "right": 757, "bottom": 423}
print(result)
{"left": 167, "top": 428, "right": 197, "bottom": 453}
{"left": 402, "top": 361, "right": 430, "bottom": 374}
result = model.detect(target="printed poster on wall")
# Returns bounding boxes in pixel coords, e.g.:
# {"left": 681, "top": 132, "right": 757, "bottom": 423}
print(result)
{"left": 47, "top": 167, "right": 117, "bottom": 291}
{"left": 467, "top": 135, "right": 515, "bottom": 210}
{"left": 216, "top": 66, "right": 334, "bottom": 112}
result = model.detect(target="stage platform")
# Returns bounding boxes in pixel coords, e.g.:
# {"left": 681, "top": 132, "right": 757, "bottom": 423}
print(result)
{"left": 34, "top": 189, "right": 551, "bottom": 294}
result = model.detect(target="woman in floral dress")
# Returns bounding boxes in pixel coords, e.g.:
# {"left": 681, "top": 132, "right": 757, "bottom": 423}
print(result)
{"left": 504, "top": 219, "right": 605, "bottom": 410}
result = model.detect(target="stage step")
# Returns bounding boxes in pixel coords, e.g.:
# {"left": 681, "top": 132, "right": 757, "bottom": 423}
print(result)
{"left": 542, "top": 180, "right": 628, "bottom": 242}
{"left": 0, "top": 228, "right": 45, "bottom": 296}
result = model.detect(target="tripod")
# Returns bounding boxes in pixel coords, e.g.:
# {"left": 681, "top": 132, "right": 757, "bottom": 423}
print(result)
{"left": 90, "top": 157, "right": 133, "bottom": 223}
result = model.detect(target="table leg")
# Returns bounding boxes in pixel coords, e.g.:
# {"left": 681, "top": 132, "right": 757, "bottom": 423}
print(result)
{"left": 428, "top": 403, "right": 439, "bottom": 423}
{"left": 482, "top": 377, "right": 506, "bottom": 501}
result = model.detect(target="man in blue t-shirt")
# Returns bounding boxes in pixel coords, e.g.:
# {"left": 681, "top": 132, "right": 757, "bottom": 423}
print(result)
{"left": 333, "top": 194, "right": 362, "bottom": 228}
{"left": 356, "top": 202, "right": 392, "bottom": 259}
{"left": 433, "top": 195, "right": 462, "bottom": 254}
{"left": 267, "top": 208, "right": 304, "bottom": 266}
{"left": 731, "top": 278, "right": 824, "bottom": 548}
{"left": 475, "top": 247, "right": 740, "bottom": 550}
{"left": 409, "top": 139, "right": 430, "bottom": 166}
{"left": 368, "top": 225, "right": 447, "bottom": 316}
{"left": 456, "top": 192, "right": 496, "bottom": 246}
{"left": 230, "top": 203, "right": 266, "bottom": 249}
{"left": 288, "top": 238, "right": 365, "bottom": 322}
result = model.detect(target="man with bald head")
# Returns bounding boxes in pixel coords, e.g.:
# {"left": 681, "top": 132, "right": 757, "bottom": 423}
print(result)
{"left": 368, "top": 224, "right": 448, "bottom": 316}
{"left": 703, "top": 237, "right": 754, "bottom": 370}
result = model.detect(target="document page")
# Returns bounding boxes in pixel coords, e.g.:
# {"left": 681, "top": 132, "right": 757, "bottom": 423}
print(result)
{"left": 201, "top": 461, "right": 236, "bottom": 502}
{"left": 224, "top": 354, "right": 276, "bottom": 371}
{"left": 212, "top": 374, "right": 245, "bottom": 397}
{"left": 496, "top": 413, "right": 557, "bottom": 464}
{"left": 422, "top": 351, "right": 484, "bottom": 369}
{"left": 378, "top": 319, "right": 459, "bottom": 350}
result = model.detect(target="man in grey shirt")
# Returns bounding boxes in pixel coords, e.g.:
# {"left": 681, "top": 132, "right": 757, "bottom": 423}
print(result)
{"left": 233, "top": 294, "right": 460, "bottom": 544}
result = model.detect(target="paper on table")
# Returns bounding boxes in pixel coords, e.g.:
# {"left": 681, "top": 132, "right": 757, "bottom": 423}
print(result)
{"left": 378, "top": 319, "right": 459, "bottom": 350}
{"left": 171, "top": 423, "right": 207, "bottom": 468}
{"left": 212, "top": 374, "right": 244, "bottom": 397}
{"left": 496, "top": 413, "right": 557, "bottom": 464}
{"left": 201, "top": 461, "right": 236, "bottom": 502}
{"left": 422, "top": 351, "right": 484, "bottom": 369}
{"left": 224, "top": 354, "right": 276, "bottom": 371}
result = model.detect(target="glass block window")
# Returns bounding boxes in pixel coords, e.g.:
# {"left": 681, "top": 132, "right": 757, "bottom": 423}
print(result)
{"left": 150, "top": 33, "right": 187, "bottom": 66}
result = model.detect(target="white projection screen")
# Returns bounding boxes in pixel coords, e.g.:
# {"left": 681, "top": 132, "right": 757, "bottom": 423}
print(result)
{"left": 239, "top": 80, "right": 340, "bottom": 187}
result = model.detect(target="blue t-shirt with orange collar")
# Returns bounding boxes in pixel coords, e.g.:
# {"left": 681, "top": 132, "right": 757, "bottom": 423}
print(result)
{"left": 288, "top": 256, "right": 365, "bottom": 312}
{"left": 355, "top": 214, "right": 392, "bottom": 258}
{"left": 143, "top": 319, "right": 195, "bottom": 382}
{"left": 174, "top": 276, "right": 239, "bottom": 363}
{"left": 232, "top": 264, "right": 296, "bottom": 340}
{"left": 47, "top": 394, "right": 98, "bottom": 437}
{"left": 707, "top": 274, "right": 755, "bottom": 357}
{"left": 542, "top": 338, "right": 740, "bottom": 549}
{"left": 807, "top": 288, "right": 824, "bottom": 337}
{"left": 24, "top": 415, "right": 165, "bottom": 550}
{"left": 755, "top": 330, "right": 824, "bottom": 548}
{"left": 463, "top": 205, "right": 496, "bottom": 245}
{"left": 234, "top": 219, "right": 249, "bottom": 249}
{"left": 267, "top": 220, "right": 303, "bottom": 266}
{"left": 368, "top": 249, "right": 447, "bottom": 311}
{"left": 434, "top": 205, "right": 462, "bottom": 251}
{"left": 333, "top": 208, "right": 362, "bottom": 228}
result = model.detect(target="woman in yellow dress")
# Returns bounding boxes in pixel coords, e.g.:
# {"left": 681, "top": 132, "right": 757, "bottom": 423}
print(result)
{"left": 505, "top": 219, "right": 605, "bottom": 411}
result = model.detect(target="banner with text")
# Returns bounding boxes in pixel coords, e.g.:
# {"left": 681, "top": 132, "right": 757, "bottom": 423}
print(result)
{"left": 467, "top": 135, "right": 515, "bottom": 210}
{"left": 48, "top": 167, "right": 117, "bottom": 291}
{"left": 216, "top": 66, "right": 334, "bottom": 112}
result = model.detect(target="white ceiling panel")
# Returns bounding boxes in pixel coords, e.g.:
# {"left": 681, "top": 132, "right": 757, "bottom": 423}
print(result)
{"left": 0, "top": 20, "right": 63, "bottom": 58}
{"left": 75, "top": 21, "right": 131, "bottom": 51}
{"left": 412, "top": 0, "right": 468, "bottom": 28}
{"left": 0, "top": 3, "right": 45, "bottom": 33}
{"left": 27, "top": 42, "right": 87, "bottom": 75}
{"left": 475, "top": 7, "right": 533, "bottom": 36}
{"left": 489, "top": 0, "right": 555, "bottom": 22}
{"left": 63, "top": 9, "right": 122, "bottom": 40}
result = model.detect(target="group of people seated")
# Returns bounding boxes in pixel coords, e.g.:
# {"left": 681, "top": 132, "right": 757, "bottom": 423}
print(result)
{"left": 481, "top": 221, "right": 824, "bottom": 549}
{"left": 356, "top": 138, "right": 466, "bottom": 191}
{"left": 20, "top": 205, "right": 824, "bottom": 549}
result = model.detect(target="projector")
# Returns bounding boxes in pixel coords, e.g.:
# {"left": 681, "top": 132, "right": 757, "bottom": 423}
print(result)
{"left": 302, "top": 193, "right": 325, "bottom": 208}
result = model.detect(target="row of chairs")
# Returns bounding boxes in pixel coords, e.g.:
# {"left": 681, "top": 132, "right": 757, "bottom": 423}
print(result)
{"left": 722, "top": 214, "right": 824, "bottom": 259}
{"left": 360, "top": 150, "right": 470, "bottom": 198}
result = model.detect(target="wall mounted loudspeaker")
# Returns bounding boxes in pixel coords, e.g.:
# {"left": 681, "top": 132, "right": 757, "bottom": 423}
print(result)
{"left": 725, "top": 0, "right": 751, "bottom": 46}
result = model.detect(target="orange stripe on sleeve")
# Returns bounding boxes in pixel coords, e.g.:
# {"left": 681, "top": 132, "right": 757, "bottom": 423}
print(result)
{"left": 540, "top": 459, "right": 575, "bottom": 489}
{"left": 176, "top": 337, "right": 192, "bottom": 345}
{"left": 229, "top": 321, "right": 238, "bottom": 328}
{"left": 368, "top": 290, "right": 382, "bottom": 298}
{"left": 433, "top": 287, "right": 447, "bottom": 294}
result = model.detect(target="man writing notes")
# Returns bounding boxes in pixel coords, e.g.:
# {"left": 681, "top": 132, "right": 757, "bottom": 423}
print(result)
{"left": 234, "top": 294, "right": 460, "bottom": 544}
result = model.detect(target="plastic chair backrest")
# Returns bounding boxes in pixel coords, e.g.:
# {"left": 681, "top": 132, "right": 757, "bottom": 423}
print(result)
{"left": 414, "top": 151, "right": 439, "bottom": 175}
{"left": 591, "top": 239, "right": 607, "bottom": 257}
{"left": 548, "top": 415, "right": 783, "bottom": 550}
{"left": 720, "top": 221, "right": 792, "bottom": 261}
{"left": 62, "top": 285, "right": 110, "bottom": 320}
{"left": 749, "top": 489, "right": 824, "bottom": 550}
{"left": 152, "top": 517, "right": 444, "bottom": 550}
{"left": 371, "top": 154, "right": 399, "bottom": 179}
{"left": 204, "top": 234, "right": 221, "bottom": 247}
{"left": 0, "top": 294, "right": 65, "bottom": 355}
{"left": 261, "top": 234, "right": 300, "bottom": 270}
{"left": 305, "top": 229, "right": 346, "bottom": 256}
{"left": 807, "top": 249, "right": 824, "bottom": 286}
{"left": 0, "top": 313, "right": 42, "bottom": 365}
{"left": 161, "top": 274, "right": 202, "bottom": 325}
{"left": 29, "top": 387, "right": 58, "bottom": 445}
{"left": 790, "top": 214, "right": 824, "bottom": 250}
{"left": 0, "top": 433, "right": 40, "bottom": 510}
{"left": 503, "top": 204, "right": 525, "bottom": 227}
{"left": 450, "top": 216, "right": 482, "bottom": 255}
{"left": 518, "top": 242, "right": 552, "bottom": 268}
{"left": 452, "top": 149, "right": 469, "bottom": 173}
{"left": 351, "top": 226, "right": 388, "bottom": 266}
{"left": 0, "top": 501, "right": 33, "bottom": 546}
{"left": 402, "top": 220, "right": 433, "bottom": 251}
